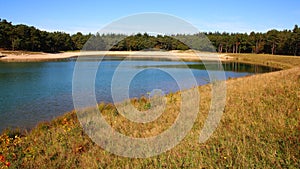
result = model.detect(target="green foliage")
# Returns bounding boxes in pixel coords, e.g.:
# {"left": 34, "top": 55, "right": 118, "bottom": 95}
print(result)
{"left": 110, "top": 33, "right": 190, "bottom": 51}
{"left": 0, "top": 18, "right": 299, "bottom": 56}
{"left": 206, "top": 27, "right": 300, "bottom": 56}
{"left": 0, "top": 19, "right": 85, "bottom": 53}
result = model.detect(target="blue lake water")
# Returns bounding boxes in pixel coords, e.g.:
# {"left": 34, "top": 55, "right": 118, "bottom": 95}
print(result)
{"left": 0, "top": 57, "right": 279, "bottom": 131}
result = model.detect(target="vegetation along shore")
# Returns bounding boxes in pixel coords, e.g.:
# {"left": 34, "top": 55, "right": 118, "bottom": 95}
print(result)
{"left": 0, "top": 18, "right": 299, "bottom": 56}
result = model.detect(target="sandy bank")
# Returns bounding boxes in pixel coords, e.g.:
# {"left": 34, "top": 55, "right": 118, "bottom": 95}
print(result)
{"left": 0, "top": 50, "right": 232, "bottom": 62}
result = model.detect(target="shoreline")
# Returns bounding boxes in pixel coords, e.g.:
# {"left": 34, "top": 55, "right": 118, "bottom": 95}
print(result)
{"left": 1, "top": 53, "right": 300, "bottom": 167}
{"left": 1, "top": 53, "right": 298, "bottom": 133}
{"left": 0, "top": 50, "right": 232, "bottom": 62}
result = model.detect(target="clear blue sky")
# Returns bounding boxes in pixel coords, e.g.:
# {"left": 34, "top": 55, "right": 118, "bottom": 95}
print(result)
{"left": 1, "top": 0, "right": 299, "bottom": 34}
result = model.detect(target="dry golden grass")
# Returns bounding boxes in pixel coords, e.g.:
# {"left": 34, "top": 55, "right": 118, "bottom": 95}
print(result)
{"left": 226, "top": 53, "right": 300, "bottom": 69}
{"left": 0, "top": 54, "right": 299, "bottom": 168}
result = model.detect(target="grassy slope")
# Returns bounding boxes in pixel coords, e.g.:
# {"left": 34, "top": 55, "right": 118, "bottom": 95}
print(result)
{"left": 227, "top": 53, "right": 300, "bottom": 69}
{"left": 1, "top": 54, "right": 300, "bottom": 168}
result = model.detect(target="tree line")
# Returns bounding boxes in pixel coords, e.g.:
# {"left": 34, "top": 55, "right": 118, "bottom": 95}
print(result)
{"left": 0, "top": 19, "right": 91, "bottom": 52}
{"left": 0, "top": 18, "right": 299, "bottom": 56}
{"left": 205, "top": 27, "right": 300, "bottom": 56}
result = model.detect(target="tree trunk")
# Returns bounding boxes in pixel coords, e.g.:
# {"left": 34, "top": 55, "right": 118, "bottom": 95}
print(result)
{"left": 255, "top": 40, "right": 259, "bottom": 54}
{"left": 235, "top": 42, "right": 239, "bottom": 53}
{"left": 232, "top": 44, "right": 235, "bottom": 53}
{"left": 218, "top": 44, "right": 223, "bottom": 53}
{"left": 271, "top": 42, "right": 275, "bottom": 55}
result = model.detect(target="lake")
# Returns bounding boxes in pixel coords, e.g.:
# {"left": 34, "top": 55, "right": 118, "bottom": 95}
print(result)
{"left": 0, "top": 57, "right": 279, "bottom": 131}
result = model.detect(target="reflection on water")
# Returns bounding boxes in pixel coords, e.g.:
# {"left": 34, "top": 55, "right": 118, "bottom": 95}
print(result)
{"left": 138, "top": 61, "right": 280, "bottom": 73}
{"left": 0, "top": 58, "right": 279, "bottom": 131}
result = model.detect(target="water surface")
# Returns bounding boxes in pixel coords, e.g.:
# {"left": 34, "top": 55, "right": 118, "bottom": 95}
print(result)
{"left": 0, "top": 58, "right": 279, "bottom": 131}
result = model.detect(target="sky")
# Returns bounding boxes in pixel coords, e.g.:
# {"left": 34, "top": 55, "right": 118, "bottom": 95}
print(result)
{"left": 1, "top": 0, "right": 300, "bottom": 34}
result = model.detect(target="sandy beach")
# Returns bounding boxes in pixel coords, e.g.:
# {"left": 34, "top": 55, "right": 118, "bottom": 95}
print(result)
{"left": 0, "top": 50, "right": 232, "bottom": 62}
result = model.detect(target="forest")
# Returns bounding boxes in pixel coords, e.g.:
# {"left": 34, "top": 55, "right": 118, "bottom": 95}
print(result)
{"left": 0, "top": 18, "right": 299, "bottom": 56}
